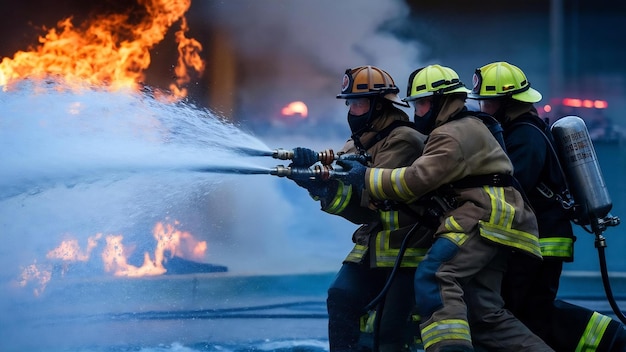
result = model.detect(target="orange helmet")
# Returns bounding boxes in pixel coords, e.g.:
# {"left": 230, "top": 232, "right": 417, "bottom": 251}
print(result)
{"left": 336, "top": 65, "right": 409, "bottom": 107}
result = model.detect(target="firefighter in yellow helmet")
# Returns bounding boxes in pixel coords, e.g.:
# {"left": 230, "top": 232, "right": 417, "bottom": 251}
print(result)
{"left": 335, "top": 64, "right": 554, "bottom": 352}
{"left": 289, "top": 65, "right": 435, "bottom": 352}
{"left": 469, "top": 61, "right": 626, "bottom": 352}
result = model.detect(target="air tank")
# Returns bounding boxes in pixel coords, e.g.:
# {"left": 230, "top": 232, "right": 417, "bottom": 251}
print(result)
{"left": 551, "top": 115, "right": 612, "bottom": 224}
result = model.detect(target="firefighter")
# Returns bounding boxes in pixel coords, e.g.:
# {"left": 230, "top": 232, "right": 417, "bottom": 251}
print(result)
{"left": 468, "top": 61, "right": 626, "bottom": 352}
{"left": 336, "top": 64, "right": 554, "bottom": 352}
{"left": 289, "top": 65, "right": 435, "bottom": 352}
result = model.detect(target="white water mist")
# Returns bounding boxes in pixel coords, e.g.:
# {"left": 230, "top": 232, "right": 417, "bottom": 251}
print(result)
{"left": 0, "top": 81, "right": 355, "bottom": 287}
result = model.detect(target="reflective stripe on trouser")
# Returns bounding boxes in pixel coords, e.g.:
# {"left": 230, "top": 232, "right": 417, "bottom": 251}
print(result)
{"left": 415, "top": 231, "right": 554, "bottom": 352}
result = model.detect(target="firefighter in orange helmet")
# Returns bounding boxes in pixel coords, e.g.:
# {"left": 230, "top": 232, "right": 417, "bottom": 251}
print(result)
{"left": 289, "top": 65, "right": 434, "bottom": 351}
{"left": 469, "top": 61, "right": 626, "bottom": 352}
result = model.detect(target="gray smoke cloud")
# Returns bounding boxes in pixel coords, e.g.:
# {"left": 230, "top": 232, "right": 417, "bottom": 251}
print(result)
{"left": 195, "top": 0, "right": 424, "bottom": 133}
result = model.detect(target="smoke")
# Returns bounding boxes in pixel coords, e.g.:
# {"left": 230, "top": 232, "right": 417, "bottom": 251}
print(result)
{"left": 195, "top": 0, "right": 422, "bottom": 132}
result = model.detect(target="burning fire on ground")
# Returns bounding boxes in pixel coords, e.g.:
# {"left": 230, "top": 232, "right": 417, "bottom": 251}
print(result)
{"left": 4, "top": 0, "right": 213, "bottom": 296}
{"left": 19, "top": 220, "right": 208, "bottom": 296}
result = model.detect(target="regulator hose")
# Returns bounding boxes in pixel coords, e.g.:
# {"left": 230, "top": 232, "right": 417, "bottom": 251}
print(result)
{"left": 596, "top": 235, "right": 626, "bottom": 324}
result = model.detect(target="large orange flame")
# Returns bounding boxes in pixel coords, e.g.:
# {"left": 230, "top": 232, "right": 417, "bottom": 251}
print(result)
{"left": 0, "top": 0, "right": 204, "bottom": 97}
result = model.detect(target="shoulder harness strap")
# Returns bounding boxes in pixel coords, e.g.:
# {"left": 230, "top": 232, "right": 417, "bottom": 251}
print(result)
{"left": 508, "top": 117, "right": 575, "bottom": 211}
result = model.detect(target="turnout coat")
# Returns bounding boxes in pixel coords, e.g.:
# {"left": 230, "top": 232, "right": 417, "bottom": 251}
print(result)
{"left": 364, "top": 97, "right": 541, "bottom": 258}
{"left": 319, "top": 106, "right": 432, "bottom": 268}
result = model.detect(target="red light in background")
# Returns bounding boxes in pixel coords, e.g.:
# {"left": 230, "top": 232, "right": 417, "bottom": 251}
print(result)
{"left": 561, "top": 98, "right": 607, "bottom": 109}
{"left": 594, "top": 100, "right": 608, "bottom": 109}
{"left": 544, "top": 104, "right": 552, "bottom": 113}
{"left": 281, "top": 101, "right": 308, "bottom": 118}
{"left": 562, "top": 98, "right": 582, "bottom": 107}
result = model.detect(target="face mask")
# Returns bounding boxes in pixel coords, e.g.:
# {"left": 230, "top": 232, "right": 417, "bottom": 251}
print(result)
{"left": 347, "top": 97, "right": 384, "bottom": 136}
{"left": 347, "top": 111, "right": 371, "bottom": 135}
{"left": 414, "top": 108, "right": 436, "bottom": 135}
{"left": 414, "top": 95, "right": 443, "bottom": 135}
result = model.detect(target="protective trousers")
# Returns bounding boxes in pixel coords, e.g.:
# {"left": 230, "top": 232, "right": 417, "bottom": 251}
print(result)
{"left": 415, "top": 231, "right": 554, "bottom": 352}
{"left": 503, "top": 253, "right": 626, "bottom": 351}
{"left": 327, "top": 261, "right": 417, "bottom": 352}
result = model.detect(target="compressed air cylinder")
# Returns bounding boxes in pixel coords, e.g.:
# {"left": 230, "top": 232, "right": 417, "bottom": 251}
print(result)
{"left": 551, "top": 115, "right": 612, "bottom": 223}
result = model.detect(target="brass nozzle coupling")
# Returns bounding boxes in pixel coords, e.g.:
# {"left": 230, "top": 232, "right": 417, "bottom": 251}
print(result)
{"left": 270, "top": 164, "right": 335, "bottom": 181}
{"left": 272, "top": 148, "right": 294, "bottom": 161}
{"left": 271, "top": 148, "right": 336, "bottom": 165}
{"left": 317, "top": 149, "right": 335, "bottom": 165}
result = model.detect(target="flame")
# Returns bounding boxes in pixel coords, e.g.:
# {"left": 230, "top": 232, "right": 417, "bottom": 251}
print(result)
{"left": 18, "top": 261, "right": 52, "bottom": 297}
{"left": 168, "top": 17, "right": 205, "bottom": 98}
{"left": 0, "top": 0, "right": 204, "bottom": 98}
{"left": 46, "top": 233, "right": 103, "bottom": 262}
{"left": 153, "top": 220, "right": 207, "bottom": 262}
{"left": 102, "top": 234, "right": 167, "bottom": 277}
{"left": 20, "top": 220, "right": 208, "bottom": 294}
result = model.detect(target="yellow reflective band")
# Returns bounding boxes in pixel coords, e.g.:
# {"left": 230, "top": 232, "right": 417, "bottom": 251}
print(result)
{"left": 540, "top": 237, "right": 574, "bottom": 258}
{"left": 391, "top": 167, "right": 415, "bottom": 201}
{"left": 370, "top": 168, "right": 387, "bottom": 200}
{"left": 360, "top": 311, "right": 376, "bottom": 333}
{"left": 479, "top": 220, "right": 542, "bottom": 258}
{"left": 421, "top": 319, "right": 471, "bottom": 350}
{"left": 444, "top": 216, "right": 463, "bottom": 232}
{"left": 441, "top": 232, "right": 468, "bottom": 246}
{"left": 325, "top": 181, "right": 353, "bottom": 214}
{"left": 345, "top": 244, "right": 368, "bottom": 262}
{"left": 380, "top": 210, "right": 399, "bottom": 231}
{"left": 485, "top": 186, "right": 514, "bottom": 228}
{"left": 375, "top": 247, "right": 428, "bottom": 267}
{"left": 575, "top": 311, "right": 611, "bottom": 352}
{"left": 374, "top": 226, "right": 427, "bottom": 267}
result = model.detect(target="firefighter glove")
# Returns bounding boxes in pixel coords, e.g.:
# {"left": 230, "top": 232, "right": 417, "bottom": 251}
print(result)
{"left": 291, "top": 147, "right": 318, "bottom": 168}
{"left": 291, "top": 176, "right": 333, "bottom": 200}
{"left": 335, "top": 158, "right": 366, "bottom": 193}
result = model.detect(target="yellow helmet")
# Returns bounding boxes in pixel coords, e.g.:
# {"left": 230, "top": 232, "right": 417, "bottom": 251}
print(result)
{"left": 337, "top": 65, "right": 409, "bottom": 107}
{"left": 403, "top": 64, "right": 470, "bottom": 102}
{"left": 468, "top": 61, "right": 542, "bottom": 103}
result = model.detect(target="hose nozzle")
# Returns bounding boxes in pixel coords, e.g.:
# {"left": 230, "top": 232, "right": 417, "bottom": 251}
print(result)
{"left": 270, "top": 164, "right": 338, "bottom": 181}
{"left": 271, "top": 148, "right": 336, "bottom": 165}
